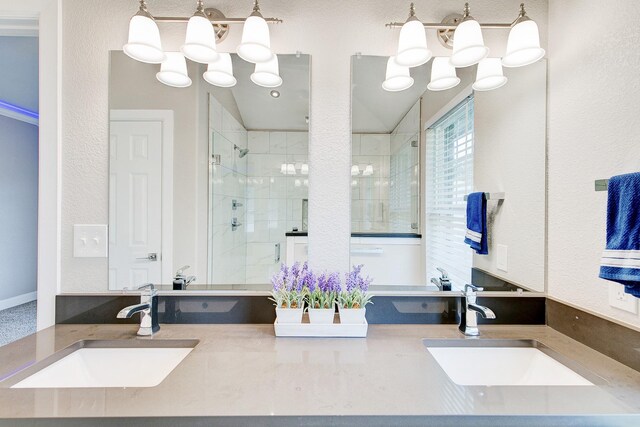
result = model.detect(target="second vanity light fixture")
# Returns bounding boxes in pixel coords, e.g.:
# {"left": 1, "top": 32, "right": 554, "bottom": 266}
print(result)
{"left": 124, "top": 0, "right": 283, "bottom": 88}
{"left": 383, "top": 2, "right": 545, "bottom": 92}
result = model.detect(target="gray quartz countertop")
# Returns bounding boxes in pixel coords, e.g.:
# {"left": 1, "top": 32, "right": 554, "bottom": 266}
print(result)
{"left": 0, "top": 324, "right": 639, "bottom": 425}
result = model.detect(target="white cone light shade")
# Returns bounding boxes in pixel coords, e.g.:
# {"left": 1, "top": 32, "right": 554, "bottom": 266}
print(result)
{"left": 428, "top": 57, "right": 460, "bottom": 91}
{"left": 473, "top": 58, "right": 507, "bottom": 91}
{"left": 156, "top": 52, "right": 192, "bottom": 88}
{"left": 237, "top": 15, "right": 273, "bottom": 63}
{"left": 182, "top": 14, "right": 219, "bottom": 64}
{"left": 396, "top": 19, "right": 432, "bottom": 67}
{"left": 351, "top": 165, "right": 360, "bottom": 176}
{"left": 123, "top": 15, "right": 165, "bottom": 64}
{"left": 203, "top": 53, "right": 237, "bottom": 87}
{"left": 382, "top": 57, "right": 414, "bottom": 92}
{"left": 502, "top": 20, "right": 545, "bottom": 67}
{"left": 250, "top": 55, "right": 282, "bottom": 88}
{"left": 450, "top": 19, "right": 489, "bottom": 67}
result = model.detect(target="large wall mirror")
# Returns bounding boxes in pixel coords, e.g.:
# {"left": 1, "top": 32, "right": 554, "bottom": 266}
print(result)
{"left": 108, "top": 51, "right": 310, "bottom": 291}
{"left": 351, "top": 55, "right": 546, "bottom": 293}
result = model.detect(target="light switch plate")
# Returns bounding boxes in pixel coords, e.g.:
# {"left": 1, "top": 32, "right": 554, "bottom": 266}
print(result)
{"left": 497, "top": 244, "right": 508, "bottom": 271}
{"left": 73, "top": 224, "right": 108, "bottom": 258}
{"left": 608, "top": 283, "right": 638, "bottom": 314}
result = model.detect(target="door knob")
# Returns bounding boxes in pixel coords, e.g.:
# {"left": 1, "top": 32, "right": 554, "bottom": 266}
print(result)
{"left": 137, "top": 253, "right": 158, "bottom": 261}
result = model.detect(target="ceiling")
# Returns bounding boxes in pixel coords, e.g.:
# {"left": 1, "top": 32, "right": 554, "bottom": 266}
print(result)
{"left": 221, "top": 54, "right": 310, "bottom": 131}
{"left": 352, "top": 55, "right": 430, "bottom": 134}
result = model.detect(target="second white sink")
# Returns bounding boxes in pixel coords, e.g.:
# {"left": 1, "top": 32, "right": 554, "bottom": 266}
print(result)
{"left": 425, "top": 339, "right": 595, "bottom": 386}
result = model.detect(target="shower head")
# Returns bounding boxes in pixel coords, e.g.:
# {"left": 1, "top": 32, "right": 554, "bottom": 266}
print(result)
{"left": 234, "top": 144, "right": 249, "bottom": 158}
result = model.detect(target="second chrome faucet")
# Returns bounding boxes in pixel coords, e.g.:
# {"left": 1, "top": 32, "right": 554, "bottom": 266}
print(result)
{"left": 459, "top": 284, "right": 496, "bottom": 336}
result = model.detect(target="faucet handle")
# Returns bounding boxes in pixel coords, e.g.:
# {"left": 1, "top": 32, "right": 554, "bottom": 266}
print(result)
{"left": 436, "top": 267, "right": 449, "bottom": 279}
{"left": 464, "top": 283, "right": 483, "bottom": 294}
{"left": 175, "top": 265, "right": 190, "bottom": 276}
{"left": 137, "top": 283, "right": 156, "bottom": 295}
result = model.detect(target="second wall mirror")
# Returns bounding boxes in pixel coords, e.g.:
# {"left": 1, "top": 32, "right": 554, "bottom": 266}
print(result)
{"left": 350, "top": 55, "right": 547, "bottom": 293}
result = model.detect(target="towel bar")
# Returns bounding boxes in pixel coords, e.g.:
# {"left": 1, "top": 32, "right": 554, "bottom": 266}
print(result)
{"left": 595, "top": 179, "right": 609, "bottom": 191}
{"left": 464, "top": 192, "right": 505, "bottom": 201}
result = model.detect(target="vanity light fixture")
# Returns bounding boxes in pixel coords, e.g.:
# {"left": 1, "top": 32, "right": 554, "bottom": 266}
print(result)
{"left": 203, "top": 53, "right": 237, "bottom": 87}
{"left": 450, "top": 3, "right": 489, "bottom": 67}
{"left": 363, "top": 165, "right": 374, "bottom": 176}
{"left": 123, "top": 0, "right": 283, "bottom": 88}
{"left": 427, "top": 57, "right": 460, "bottom": 91}
{"left": 472, "top": 58, "right": 507, "bottom": 91}
{"left": 251, "top": 55, "right": 283, "bottom": 88}
{"left": 123, "top": 0, "right": 165, "bottom": 64}
{"left": 156, "top": 52, "right": 192, "bottom": 88}
{"left": 301, "top": 164, "right": 309, "bottom": 175}
{"left": 384, "top": 2, "right": 544, "bottom": 91}
{"left": 182, "top": 0, "right": 219, "bottom": 64}
{"left": 237, "top": 0, "right": 274, "bottom": 63}
{"left": 502, "top": 3, "right": 545, "bottom": 67}
{"left": 382, "top": 56, "right": 414, "bottom": 92}
{"left": 287, "top": 164, "right": 297, "bottom": 175}
{"left": 395, "top": 3, "right": 432, "bottom": 67}
{"left": 351, "top": 165, "right": 361, "bottom": 176}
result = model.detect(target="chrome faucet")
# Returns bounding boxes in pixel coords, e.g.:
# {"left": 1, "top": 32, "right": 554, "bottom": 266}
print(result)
{"left": 117, "top": 283, "right": 160, "bottom": 336}
{"left": 430, "top": 267, "right": 452, "bottom": 291}
{"left": 173, "top": 265, "right": 196, "bottom": 290}
{"left": 459, "top": 284, "right": 496, "bottom": 336}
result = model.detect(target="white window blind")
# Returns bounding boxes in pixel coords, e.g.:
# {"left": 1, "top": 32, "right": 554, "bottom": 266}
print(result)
{"left": 425, "top": 96, "right": 474, "bottom": 290}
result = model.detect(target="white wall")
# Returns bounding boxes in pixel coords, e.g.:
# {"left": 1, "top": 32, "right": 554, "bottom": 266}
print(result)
{"left": 0, "top": 116, "right": 38, "bottom": 307}
{"left": 59, "top": 0, "right": 548, "bottom": 292}
{"left": 548, "top": 0, "right": 640, "bottom": 328}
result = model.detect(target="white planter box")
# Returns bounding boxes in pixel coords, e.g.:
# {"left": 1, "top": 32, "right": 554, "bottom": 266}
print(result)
{"left": 274, "top": 313, "right": 368, "bottom": 337}
{"left": 275, "top": 307, "right": 303, "bottom": 324}
{"left": 338, "top": 307, "right": 366, "bottom": 324}
{"left": 307, "top": 308, "right": 335, "bottom": 324}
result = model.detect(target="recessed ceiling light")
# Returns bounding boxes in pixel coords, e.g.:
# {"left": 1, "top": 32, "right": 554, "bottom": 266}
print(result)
{"left": 270, "top": 90, "right": 280, "bottom": 98}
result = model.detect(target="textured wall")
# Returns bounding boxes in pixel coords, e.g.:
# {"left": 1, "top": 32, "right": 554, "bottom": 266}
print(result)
{"left": 61, "top": 0, "right": 548, "bottom": 292}
{"left": 547, "top": 0, "right": 640, "bottom": 328}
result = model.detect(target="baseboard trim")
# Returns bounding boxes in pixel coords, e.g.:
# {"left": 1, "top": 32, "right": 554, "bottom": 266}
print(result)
{"left": 0, "top": 291, "right": 37, "bottom": 312}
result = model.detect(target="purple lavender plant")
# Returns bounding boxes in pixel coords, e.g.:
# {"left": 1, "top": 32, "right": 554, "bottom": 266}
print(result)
{"left": 345, "top": 264, "right": 372, "bottom": 292}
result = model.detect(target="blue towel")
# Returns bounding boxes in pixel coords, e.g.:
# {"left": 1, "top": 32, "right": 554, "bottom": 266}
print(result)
{"left": 599, "top": 172, "right": 640, "bottom": 298}
{"left": 464, "top": 192, "right": 488, "bottom": 255}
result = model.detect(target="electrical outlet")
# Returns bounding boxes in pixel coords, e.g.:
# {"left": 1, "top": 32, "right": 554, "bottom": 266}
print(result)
{"left": 608, "top": 283, "right": 638, "bottom": 314}
{"left": 497, "top": 244, "right": 508, "bottom": 271}
{"left": 73, "top": 224, "right": 108, "bottom": 258}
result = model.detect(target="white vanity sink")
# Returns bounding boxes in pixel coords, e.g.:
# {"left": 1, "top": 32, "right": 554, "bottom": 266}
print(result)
{"left": 10, "top": 339, "right": 198, "bottom": 388}
{"left": 424, "top": 339, "right": 595, "bottom": 386}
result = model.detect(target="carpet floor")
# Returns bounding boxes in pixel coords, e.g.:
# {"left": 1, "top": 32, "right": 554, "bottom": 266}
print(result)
{"left": 0, "top": 301, "right": 36, "bottom": 347}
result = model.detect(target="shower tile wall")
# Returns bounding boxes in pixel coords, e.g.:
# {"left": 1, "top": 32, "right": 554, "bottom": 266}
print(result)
{"left": 208, "top": 96, "right": 248, "bottom": 284}
{"left": 352, "top": 134, "right": 391, "bottom": 232}
{"left": 352, "top": 100, "right": 420, "bottom": 233}
{"left": 389, "top": 101, "right": 420, "bottom": 233}
{"left": 245, "top": 131, "right": 309, "bottom": 283}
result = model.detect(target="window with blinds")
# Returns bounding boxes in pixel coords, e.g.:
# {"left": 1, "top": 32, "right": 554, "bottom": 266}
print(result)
{"left": 425, "top": 96, "right": 474, "bottom": 290}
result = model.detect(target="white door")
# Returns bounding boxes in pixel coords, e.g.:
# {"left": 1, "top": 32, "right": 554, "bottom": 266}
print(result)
{"left": 109, "top": 120, "right": 163, "bottom": 290}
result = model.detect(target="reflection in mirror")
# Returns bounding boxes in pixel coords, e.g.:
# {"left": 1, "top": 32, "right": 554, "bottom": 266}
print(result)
{"left": 351, "top": 55, "right": 546, "bottom": 293}
{"left": 108, "top": 52, "right": 310, "bottom": 290}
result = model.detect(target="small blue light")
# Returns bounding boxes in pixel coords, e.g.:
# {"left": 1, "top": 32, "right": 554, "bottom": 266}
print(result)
{"left": 0, "top": 100, "right": 39, "bottom": 119}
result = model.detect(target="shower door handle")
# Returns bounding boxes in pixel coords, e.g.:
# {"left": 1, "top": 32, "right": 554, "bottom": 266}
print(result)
{"left": 274, "top": 243, "right": 281, "bottom": 263}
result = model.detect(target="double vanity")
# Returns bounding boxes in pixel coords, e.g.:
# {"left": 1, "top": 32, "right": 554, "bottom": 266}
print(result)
{"left": 0, "top": 322, "right": 639, "bottom": 426}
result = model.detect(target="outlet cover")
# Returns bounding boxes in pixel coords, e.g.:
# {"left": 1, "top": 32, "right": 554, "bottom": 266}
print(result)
{"left": 497, "top": 244, "right": 508, "bottom": 271}
{"left": 73, "top": 224, "right": 108, "bottom": 258}
{"left": 608, "top": 283, "right": 638, "bottom": 314}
